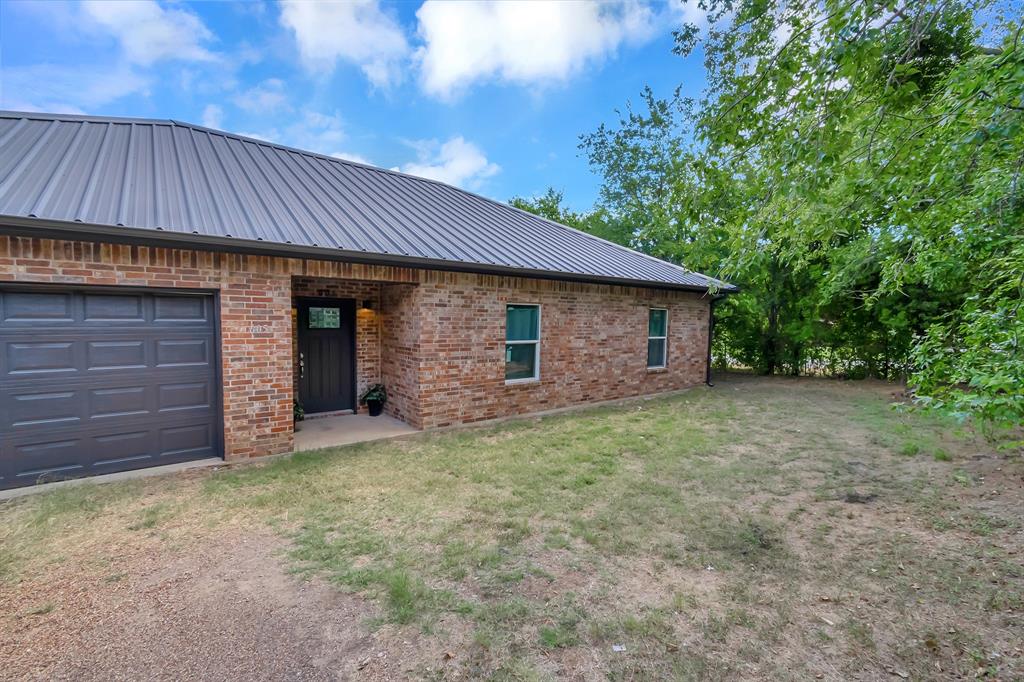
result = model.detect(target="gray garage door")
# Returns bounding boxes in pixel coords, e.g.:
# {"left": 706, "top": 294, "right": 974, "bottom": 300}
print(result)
{"left": 0, "top": 285, "right": 221, "bottom": 490}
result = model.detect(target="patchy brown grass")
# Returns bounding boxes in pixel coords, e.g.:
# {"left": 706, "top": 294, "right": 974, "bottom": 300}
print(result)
{"left": 1, "top": 375, "right": 1021, "bottom": 680}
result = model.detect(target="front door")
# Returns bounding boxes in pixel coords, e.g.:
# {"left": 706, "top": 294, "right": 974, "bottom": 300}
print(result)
{"left": 296, "top": 298, "right": 356, "bottom": 414}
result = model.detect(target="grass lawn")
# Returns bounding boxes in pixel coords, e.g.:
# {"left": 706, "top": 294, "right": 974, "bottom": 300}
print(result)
{"left": 1, "top": 375, "right": 1021, "bottom": 680}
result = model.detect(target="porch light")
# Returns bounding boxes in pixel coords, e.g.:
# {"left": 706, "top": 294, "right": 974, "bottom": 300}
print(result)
{"left": 361, "top": 299, "right": 375, "bottom": 311}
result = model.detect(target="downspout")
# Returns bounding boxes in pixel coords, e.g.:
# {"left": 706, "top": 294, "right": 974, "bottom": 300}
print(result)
{"left": 705, "top": 295, "right": 725, "bottom": 387}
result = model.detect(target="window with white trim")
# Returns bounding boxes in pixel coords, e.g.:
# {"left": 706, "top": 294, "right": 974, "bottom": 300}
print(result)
{"left": 647, "top": 308, "right": 668, "bottom": 368}
{"left": 505, "top": 304, "right": 540, "bottom": 382}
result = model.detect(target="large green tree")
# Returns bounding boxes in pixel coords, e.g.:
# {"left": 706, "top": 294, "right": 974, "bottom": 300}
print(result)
{"left": 574, "top": 1, "right": 1022, "bottom": 428}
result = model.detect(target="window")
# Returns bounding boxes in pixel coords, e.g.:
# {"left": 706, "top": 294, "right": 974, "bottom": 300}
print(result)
{"left": 505, "top": 304, "right": 540, "bottom": 382}
{"left": 308, "top": 306, "right": 340, "bottom": 329}
{"left": 647, "top": 308, "right": 668, "bottom": 368}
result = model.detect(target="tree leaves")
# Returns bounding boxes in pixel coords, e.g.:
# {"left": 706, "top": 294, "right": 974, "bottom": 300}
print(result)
{"left": 575, "top": 0, "right": 1022, "bottom": 427}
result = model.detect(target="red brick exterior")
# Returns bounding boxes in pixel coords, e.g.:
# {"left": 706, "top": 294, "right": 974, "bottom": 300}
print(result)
{"left": 403, "top": 272, "right": 709, "bottom": 428}
{"left": 0, "top": 235, "right": 710, "bottom": 458}
{"left": 380, "top": 283, "right": 421, "bottom": 425}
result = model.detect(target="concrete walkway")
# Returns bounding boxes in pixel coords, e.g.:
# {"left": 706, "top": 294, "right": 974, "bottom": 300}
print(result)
{"left": 294, "top": 413, "right": 419, "bottom": 452}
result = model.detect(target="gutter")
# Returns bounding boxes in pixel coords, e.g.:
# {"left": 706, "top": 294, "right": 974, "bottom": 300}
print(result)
{"left": 705, "top": 294, "right": 728, "bottom": 387}
{"left": 0, "top": 216, "right": 736, "bottom": 295}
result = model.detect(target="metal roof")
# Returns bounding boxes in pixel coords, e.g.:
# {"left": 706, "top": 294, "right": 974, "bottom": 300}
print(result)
{"left": 0, "top": 111, "right": 734, "bottom": 292}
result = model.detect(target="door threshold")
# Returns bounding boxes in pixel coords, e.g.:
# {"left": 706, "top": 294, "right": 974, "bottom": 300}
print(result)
{"left": 305, "top": 409, "right": 355, "bottom": 420}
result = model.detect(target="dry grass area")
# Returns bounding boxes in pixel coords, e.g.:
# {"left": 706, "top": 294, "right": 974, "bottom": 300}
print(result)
{"left": 1, "top": 375, "right": 1022, "bottom": 680}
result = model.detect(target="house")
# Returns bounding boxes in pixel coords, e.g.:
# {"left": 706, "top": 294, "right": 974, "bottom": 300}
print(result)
{"left": 0, "top": 111, "right": 734, "bottom": 490}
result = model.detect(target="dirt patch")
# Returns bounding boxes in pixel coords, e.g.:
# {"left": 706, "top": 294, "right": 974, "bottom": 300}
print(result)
{"left": 0, "top": 531, "right": 463, "bottom": 681}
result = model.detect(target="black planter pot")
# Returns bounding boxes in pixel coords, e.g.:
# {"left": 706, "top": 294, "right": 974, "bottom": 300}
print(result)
{"left": 366, "top": 400, "right": 384, "bottom": 417}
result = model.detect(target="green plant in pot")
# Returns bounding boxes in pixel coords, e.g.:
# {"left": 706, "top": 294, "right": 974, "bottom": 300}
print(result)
{"left": 359, "top": 383, "right": 387, "bottom": 417}
{"left": 293, "top": 398, "right": 304, "bottom": 423}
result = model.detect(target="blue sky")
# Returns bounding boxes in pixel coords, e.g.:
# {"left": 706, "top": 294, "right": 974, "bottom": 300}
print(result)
{"left": 0, "top": 1, "right": 708, "bottom": 210}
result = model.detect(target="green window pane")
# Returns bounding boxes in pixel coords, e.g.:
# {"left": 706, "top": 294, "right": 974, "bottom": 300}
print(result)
{"left": 647, "top": 338, "right": 666, "bottom": 367}
{"left": 309, "top": 307, "right": 340, "bottom": 329}
{"left": 506, "top": 305, "right": 539, "bottom": 341}
{"left": 648, "top": 309, "right": 667, "bottom": 337}
{"left": 505, "top": 343, "right": 537, "bottom": 380}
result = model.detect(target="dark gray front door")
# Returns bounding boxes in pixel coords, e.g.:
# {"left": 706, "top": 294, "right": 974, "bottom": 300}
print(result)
{"left": 0, "top": 285, "right": 221, "bottom": 490}
{"left": 297, "top": 298, "right": 356, "bottom": 414}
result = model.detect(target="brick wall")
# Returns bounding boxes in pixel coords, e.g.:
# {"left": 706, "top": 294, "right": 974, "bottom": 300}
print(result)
{"left": 412, "top": 272, "right": 709, "bottom": 428}
{"left": 0, "top": 236, "right": 414, "bottom": 459}
{"left": 0, "top": 235, "right": 711, "bottom": 457}
{"left": 380, "top": 282, "right": 421, "bottom": 426}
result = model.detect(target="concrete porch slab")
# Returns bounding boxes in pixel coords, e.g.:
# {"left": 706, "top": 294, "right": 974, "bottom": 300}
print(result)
{"left": 293, "top": 413, "right": 419, "bottom": 452}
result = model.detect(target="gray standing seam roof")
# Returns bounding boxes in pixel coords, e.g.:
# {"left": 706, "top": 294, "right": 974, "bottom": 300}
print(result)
{"left": 0, "top": 111, "right": 734, "bottom": 292}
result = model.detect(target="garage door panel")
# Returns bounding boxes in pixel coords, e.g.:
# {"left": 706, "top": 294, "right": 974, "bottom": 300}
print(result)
{"left": 8, "top": 405, "right": 216, "bottom": 439}
{"left": 158, "top": 381, "right": 211, "bottom": 412}
{"left": 3, "top": 335, "right": 215, "bottom": 376}
{"left": 0, "top": 286, "right": 221, "bottom": 490}
{"left": 160, "top": 422, "right": 216, "bottom": 458}
{"left": 89, "top": 385, "right": 150, "bottom": 419}
{"left": 2, "top": 368, "right": 213, "bottom": 398}
{"left": 93, "top": 430, "right": 153, "bottom": 466}
{"left": 2, "top": 290, "right": 74, "bottom": 322}
{"left": 8, "top": 436, "right": 86, "bottom": 481}
{"left": 2, "top": 403, "right": 220, "bottom": 485}
{"left": 154, "top": 294, "right": 210, "bottom": 322}
{"left": 8, "top": 388, "right": 82, "bottom": 428}
{"left": 86, "top": 339, "right": 148, "bottom": 370}
{"left": 83, "top": 293, "right": 146, "bottom": 321}
{"left": 155, "top": 338, "right": 210, "bottom": 367}
{"left": 6, "top": 340, "right": 77, "bottom": 374}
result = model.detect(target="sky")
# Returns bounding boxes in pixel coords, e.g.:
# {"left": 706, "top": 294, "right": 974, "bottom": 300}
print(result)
{"left": 0, "top": 0, "right": 709, "bottom": 210}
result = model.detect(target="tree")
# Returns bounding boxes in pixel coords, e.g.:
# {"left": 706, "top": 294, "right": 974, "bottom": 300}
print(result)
{"left": 580, "top": 0, "right": 1023, "bottom": 429}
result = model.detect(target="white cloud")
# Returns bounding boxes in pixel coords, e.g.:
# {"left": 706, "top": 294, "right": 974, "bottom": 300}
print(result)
{"left": 331, "top": 151, "right": 372, "bottom": 165}
{"left": 415, "top": 0, "right": 658, "bottom": 99}
{"left": 668, "top": 0, "right": 710, "bottom": 29}
{"left": 233, "top": 78, "right": 290, "bottom": 113}
{"left": 237, "top": 130, "right": 275, "bottom": 143}
{"left": 289, "top": 110, "right": 347, "bottom": 150}
{"left": 82, "top": 0, "right": 216, "bottom": 65}
{"left": 237, "top": 110, "right": 348, "bottom": 156}
{"left": 201, "top": 104, "right": 224, "bottom": 129}
{"left": 0, "top": 63, "right": 150, "bottom": 111}
{"left": 396, "top": 136, "right": 499, "bottom": 188}
{"left": 236, "top": 113, "right": 373, "bottom": 166}
{"left": 0, "top": 1, "right": 232, "bottom": 114}
{"left": 279, "top": 0, "right": 409, "bottom": 88}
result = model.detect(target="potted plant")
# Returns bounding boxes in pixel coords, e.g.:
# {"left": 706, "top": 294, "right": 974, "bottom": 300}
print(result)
{"left": 359, "top": 383, "right": 388, "bottom": 417}
{"left": 293, "top": 398, "right": 304, "bottom": 424}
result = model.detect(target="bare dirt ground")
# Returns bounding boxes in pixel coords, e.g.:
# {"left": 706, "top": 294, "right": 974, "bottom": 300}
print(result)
{"left": 1, "top": 527, "right": 468, "bottom": 681}
{"left": 1, "top": 376, "right": 1021, "bottom": 680}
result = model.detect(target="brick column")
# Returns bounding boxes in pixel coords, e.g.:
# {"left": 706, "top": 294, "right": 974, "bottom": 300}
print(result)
{"left": 220, "top": 267, "right": 294, "bottom": 459}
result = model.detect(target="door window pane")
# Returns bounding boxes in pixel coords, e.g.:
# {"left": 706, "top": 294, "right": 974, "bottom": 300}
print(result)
{"left": 309, "top": 307, "right": 340, "bottom": 329}
{"left": 505, "top": 343, "right": 537, "bottom": 381}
